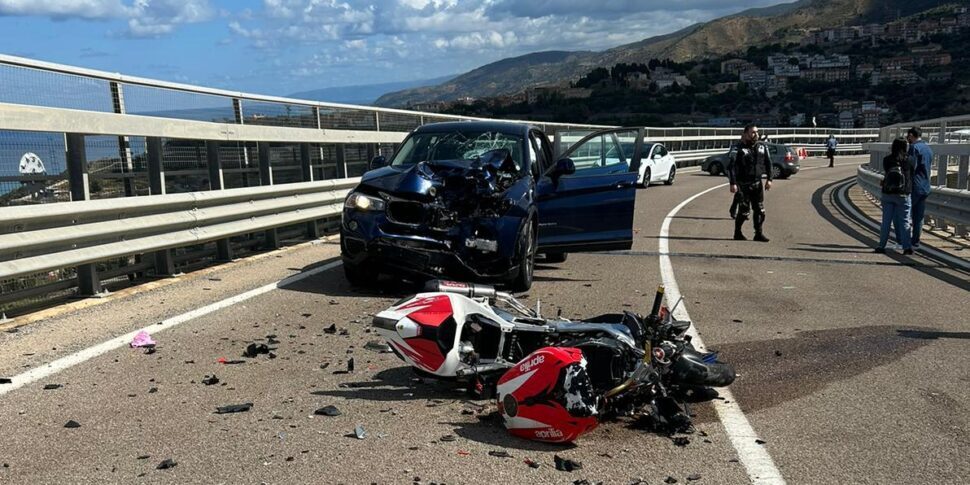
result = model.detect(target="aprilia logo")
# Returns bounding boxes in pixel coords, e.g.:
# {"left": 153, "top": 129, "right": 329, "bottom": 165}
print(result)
{"left": 534, "top": 428, "right": 564, "bottom": 439}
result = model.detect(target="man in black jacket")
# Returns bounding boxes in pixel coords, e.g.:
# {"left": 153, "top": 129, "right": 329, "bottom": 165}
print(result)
{"left": 727, "top": 124, "right": 773, "bottom": 242}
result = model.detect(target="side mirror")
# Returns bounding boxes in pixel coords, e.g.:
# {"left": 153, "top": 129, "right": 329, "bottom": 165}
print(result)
{"left": 550, "top": 158, "right": 575, "bottom": 185}
{"left": 369, "top": 155, "right": 387, "bottom": 171}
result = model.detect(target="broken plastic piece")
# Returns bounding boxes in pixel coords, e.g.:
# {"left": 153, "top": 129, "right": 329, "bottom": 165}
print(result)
{"left": 488, "top": 450, "right": 512, "bottom": 458}
{"left": 215, "top": 403, "right": 253, "bottom": 414}
{"left": 672, "top": 437, "right": 690, "bottom": 447}
{"left": 347, "top": 358, "right": 355, "bottom": 372}
{"left": 324, "top": 324, "right": 338, "bottom": 334}
{"left": 243, "top": 343, "right": 270, "bottom": 358}
{"left": 314, "top": 405, "right": 341, "bottom": 417}
{"left": 64, "top": 420, "right": 81, "bottom": 428}
{"left": 43, "top": 384, "right": 62, "bottom": 390}
{"left": 0, "top": 378, "right": 12, "bottom": 384}
{"left": 354, "top": 425, "right": 366, "bottom": 439}
{"left": 687, "top": 474, "right": 702, "bottom": 481}
{"left": 201, "top": 375, "right": 220, "bottom": 386}
{"left": 156, "top": 459, "right": 177, "bottom": 470}
{"left": 665, "top": 477, "right": 678, "bottom": 484}
{"left": 364, "top": 340, "right": 392, "bottom": 353}
{"left": 524, "top": 459, "right": 540, "bottom": 469}
{"left": 218, "top": 358, "right": 246, "bottom": 364}
{"left": 130, "top": 331, "right": 156, "bottom": 348}
{"left": 554, "top": 455, "right": 582, "bottom": 472}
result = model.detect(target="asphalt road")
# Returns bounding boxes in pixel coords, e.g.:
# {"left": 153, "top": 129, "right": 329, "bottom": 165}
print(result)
{"left": 0, "top": 156, "right": 967, "bottom": 484}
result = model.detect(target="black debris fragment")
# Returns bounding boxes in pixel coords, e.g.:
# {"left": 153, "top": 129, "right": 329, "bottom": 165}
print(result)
{"left": 755, "top": 439, "right": 767, "bottom": 445}
{"left": 0, "top": 378, "right": 11, "bottom": 384}
{"left": 354, "top": 425, "right": 366, "bottom": 439}
{"left": 488, "top": 450, "right": 512, "bottom": 458}
{"left": 319, "top": 363, "right": 330, "bottom": 370}
{"left": 665, "top": 477, "right": 678, "bottom": 484}
{"left": 554, "top": 455, "right": 583, "bottom": 472}
{"left": 64, "top": 420, "right": 82, "bottom": 428}
{"left": 672, "top": 437, "right": 691, "bottom": 447}
{"left": 732, "top": 319, "right": 743, "bottom": 323}
{"left": 774, "top": 350, "right": 783, "bottom": 357}
{"left": 324, "top": 324, "right": 338, "bottom": 334}
{"left": 339, "top": 328, "right": 350, "bottom": 336}
{"left": 215, "top": 403, "right": 253, "bottom": 414}
{"left": 687, "top": 473, "right": 702, "bottom": 481}
{"left": 201, "top": 375, "right": 220, "bottom": 386}
{"left": 314, "top": 405, "right": 341, "bottom": 417}
{"left": 156, "top": 459, "right": 177, "bottom": 470}
{"left": 243, "top": 343, "right": 271, "bottom": 358}
{"left": 301, "top": 313, "right": 313, "bottom": 318}
{"left": 219, "top": 359, "right": 246, "bottom": 365}
{"left": 136, "top": 455, "right": 150, "bottom": 460}
{"left": 43, "top": 384, "right": 62, "bottom": 390}
{"left": 144, "top": 347, "right": 156, "bottom": 355}
{"left": 440, "top": 435, "right": 457, "bottom": 442}
{"left": 364, "top": 340, "right": 392, "bottom": 353}
{"left": 347, "top": 358, "right": 355, "bottom": 373}
{"left": 148, "top": 387, "right": 158, "bottom": 394}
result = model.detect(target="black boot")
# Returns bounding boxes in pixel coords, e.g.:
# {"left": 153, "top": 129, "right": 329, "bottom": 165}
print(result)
{"left": 754, "top": 232, "right": 770, "bottom": 242}
{"left": 734, "top": 231, "right": 747, "bottom": 240}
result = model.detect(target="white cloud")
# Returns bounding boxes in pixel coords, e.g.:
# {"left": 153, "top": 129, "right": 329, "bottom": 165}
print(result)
{"left": 0, "top": 0, "right": 214, "bottom": 37}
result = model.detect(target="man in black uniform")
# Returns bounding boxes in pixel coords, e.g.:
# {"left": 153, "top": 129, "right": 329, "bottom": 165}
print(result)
{"left": 727, "top": 124, "right": 772, "bottom": 242}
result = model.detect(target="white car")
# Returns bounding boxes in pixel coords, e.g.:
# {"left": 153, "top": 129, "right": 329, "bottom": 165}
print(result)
{"left": 637, "top": 142, "right": 676, "bottom": 187}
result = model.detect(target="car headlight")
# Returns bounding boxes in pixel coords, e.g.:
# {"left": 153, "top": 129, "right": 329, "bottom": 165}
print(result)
{"left": 344, "top": 192, "right": 385, "bottom": 211}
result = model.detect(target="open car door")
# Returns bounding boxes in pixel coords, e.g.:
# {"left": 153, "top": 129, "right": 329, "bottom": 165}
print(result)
{"left": 536, "top": 127, "right": 642, "bottom": 253}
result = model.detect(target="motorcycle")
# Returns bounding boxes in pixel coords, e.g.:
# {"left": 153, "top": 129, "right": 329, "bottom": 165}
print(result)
{"left": 372, "top": 280, "right": 735, "bottom": 443}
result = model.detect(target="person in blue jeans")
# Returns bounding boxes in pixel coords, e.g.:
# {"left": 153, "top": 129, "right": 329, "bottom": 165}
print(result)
{"left": 875, "top": 138, "right": 914, "bottom": 254}
{"left": 906, "top": 127, "right": 933, "bottom": 249}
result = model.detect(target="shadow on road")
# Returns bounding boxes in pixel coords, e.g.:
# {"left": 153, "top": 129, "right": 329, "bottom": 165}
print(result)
{"left": 811, "top": 178, "right": 970, "bottom": 291}
{"left": 699, "top": 325, "right": 937, "bottom": 423}
{"left": 790, "top": 242, "right": 872, "bottom": 254}
{"left": 897, "top": 329, "right": 970, "bottom": 340}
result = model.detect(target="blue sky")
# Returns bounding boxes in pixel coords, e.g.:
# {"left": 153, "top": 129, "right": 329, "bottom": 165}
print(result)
{"left": 0, "top": 1, "right": 789, "bottom": 97}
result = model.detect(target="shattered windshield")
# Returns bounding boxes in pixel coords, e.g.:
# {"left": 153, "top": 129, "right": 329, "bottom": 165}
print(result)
{"left": 390, "top": 131, "right": 525, "bottom": 172}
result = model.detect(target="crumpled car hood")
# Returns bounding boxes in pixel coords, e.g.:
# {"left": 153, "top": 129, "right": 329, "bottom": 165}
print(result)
{"left": 360, "top": 151, "right": 520, "bottom": 198}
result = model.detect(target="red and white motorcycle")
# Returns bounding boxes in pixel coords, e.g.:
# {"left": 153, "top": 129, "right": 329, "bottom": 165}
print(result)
{"left": 373, "top": 280, "right": 735, "bottom": 443}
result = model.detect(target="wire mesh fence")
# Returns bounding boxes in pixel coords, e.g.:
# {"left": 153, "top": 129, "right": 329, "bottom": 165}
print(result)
{"left": 242, "top": 100, "right": 318, "bottom": 128}
{"left": 319, "top": 106, "right": 377, "bottom": 130}
{"left": 162, "top": 139, "right": 210, "bottom": 194}
{"left": 344, "top": 144, "right": 370, "bottom": 177}
{"left": 268, "top": 144, "right": 304, "bottom": 184}
{"left": 220, "top": 142, "right": 259, "bottom": 189}
{"left": 0, "top": 63, "right": 113, "bottom": 112}
{"left": 0, "top": 130, "right": 71, "bottom": 206}
{"left": 314, "top": 144, "right": 340, "bottom": 180}
{"left": 122, "top": 83, "right": 237, "bottom": 122}
{"left": 378, "top": 111, "right": 423, "bottom": 132}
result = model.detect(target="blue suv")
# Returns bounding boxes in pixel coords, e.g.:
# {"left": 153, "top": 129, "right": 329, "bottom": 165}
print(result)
{"left": 340, "top": 121, "right": 643, "bottom": 291}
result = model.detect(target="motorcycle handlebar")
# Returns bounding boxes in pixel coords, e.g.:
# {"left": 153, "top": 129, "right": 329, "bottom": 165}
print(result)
{"left": 649, "top": 285, "right": 665, "bottom": 320}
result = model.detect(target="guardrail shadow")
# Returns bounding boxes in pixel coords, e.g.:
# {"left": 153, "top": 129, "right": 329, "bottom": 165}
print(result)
{"left": 811, "top": 177, "right": 970, "bottom": 292}
{"left": 281, "top": 259, "right": 425, "bottom": 298}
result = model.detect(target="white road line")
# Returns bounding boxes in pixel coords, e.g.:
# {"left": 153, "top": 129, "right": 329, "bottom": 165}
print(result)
{"left": 0, "top": 260, "right": 344, "bottom": 397}
{"left": 658, "top": 182, "right": 786, "bottom": 485}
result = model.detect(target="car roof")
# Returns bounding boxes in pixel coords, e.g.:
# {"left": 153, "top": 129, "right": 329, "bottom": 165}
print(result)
{"left": 413, "top": 121, "right": 532, "bottom": 136}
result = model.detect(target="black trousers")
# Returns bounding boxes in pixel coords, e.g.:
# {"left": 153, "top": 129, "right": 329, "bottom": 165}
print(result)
{"left": 734, "top": 181, "right": 765, "bottom": 234}
{"left": 827, "top": 148, "right": 835, "bottom": 166}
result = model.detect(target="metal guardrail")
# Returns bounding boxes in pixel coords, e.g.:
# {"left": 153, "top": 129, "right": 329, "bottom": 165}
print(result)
{"left": 857, "top": 165, "right": 970, "bottom": 227}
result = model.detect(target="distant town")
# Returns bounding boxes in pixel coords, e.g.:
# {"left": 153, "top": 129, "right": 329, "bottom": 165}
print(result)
{"left": 421, "top": 5, "right": 969, "bottom": 128}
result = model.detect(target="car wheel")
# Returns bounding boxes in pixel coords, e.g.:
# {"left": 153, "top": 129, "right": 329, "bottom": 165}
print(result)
{"left": 510, "top": 219, "right": 537, "bottom": 292}
{"left": 771, "top": 164, "right": 782, "bottom": 180}
{"left": 343, "top": 260, "right": 376, "bottom": 287}
{"left": 664, "top": 166, "right": 676, "bottom": 185}
{"left": 544, "top": 252, "right": 567, "bottom": 264}
{"left": 710, "top": 162, "right": 722, "bottom": 176}
{"left": 641, "top": 168, "right": 651, "bottom": 188}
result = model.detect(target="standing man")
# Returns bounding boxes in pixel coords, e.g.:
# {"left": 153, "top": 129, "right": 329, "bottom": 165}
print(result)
{"left": 728, "top": 124, "right": 773, "bottom": 242}
{"left": 826, "top": 134, "right": 838, "bottom": 167}
{"left": 906, "top": 127, "right": 933, "bottom": 249}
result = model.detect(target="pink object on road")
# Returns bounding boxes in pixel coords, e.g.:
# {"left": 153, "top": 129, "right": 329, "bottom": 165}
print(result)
{"left": 130, "top": 330, "right": 157, "bottom": 348}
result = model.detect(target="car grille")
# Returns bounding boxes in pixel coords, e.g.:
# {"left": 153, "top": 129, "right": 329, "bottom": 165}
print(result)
{"left": 387, "top": 201, "right": 426, "bottom": 225}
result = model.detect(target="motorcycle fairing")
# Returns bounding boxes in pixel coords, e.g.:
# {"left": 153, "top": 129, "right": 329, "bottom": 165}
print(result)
{"left": 496, "top": 347, "right": 599, "bottom": 443}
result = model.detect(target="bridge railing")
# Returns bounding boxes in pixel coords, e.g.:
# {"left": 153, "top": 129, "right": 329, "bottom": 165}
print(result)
{"left": 0, "top": 54, "right": 880, "bottom": 313}
{"left": 860, "top": 142, "right": 970, "bottom": 236}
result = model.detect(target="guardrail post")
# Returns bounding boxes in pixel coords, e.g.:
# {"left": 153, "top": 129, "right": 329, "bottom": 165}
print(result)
{"left": 206, "top": 140, "right": 233, "bottom": 261}
{"left": 109, "top": 81, "right": 136, "bottom": 197}
{"left": 335, "top": 144, "right": 348, "bottom": 179}
{"left": 145, "top": 136, "right": 177, "bottom": 275}
{"left": 66, "top": 133, "right": 102, "bottom": 296}
{"left": 300, "top": 143, "right": 320, "bottom": 239}
{"left": 258, "top": 142, "right": 279, "bottom": 249}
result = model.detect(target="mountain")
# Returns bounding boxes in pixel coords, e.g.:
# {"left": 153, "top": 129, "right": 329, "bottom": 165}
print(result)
{"left": 375, "top": 0, "right": 953, "bottom": 107}
{"left": 287, "top": 74, "right": 456, "bottom": 105}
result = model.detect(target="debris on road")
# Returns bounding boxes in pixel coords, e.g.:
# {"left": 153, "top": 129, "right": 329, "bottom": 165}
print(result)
{"left": 354, "top": 425, "right": 367, "bottom": 439}
{"left": 672, "top": 437, "right": 691, "bottom": 447}
{"left": 324, "top": 324, "right": 338, "bottom": 334}
{"left": 755, "top": 439, "right": 767, "bottom": 445}
{"left": 524, "top": 459, "right": 540, "bottom": 469}
{"left": 215, "top": 403, "right": 253, "bottom": 414}
{"left": 687, "top": 473, "right": 703, "bottom": 481}
{"left": 439, "top": 435, "right": 457, "bottom": 442}
{"left": 201, "top": 375, "right": 220, "bottom": 386}
{"left": 314, "top": 405, "right": 341, "bottom": 417}
{"left": 665, "top": 477, "right": 678, "bottom": 484}
{"left": 130, "top": 331, "right": 156, "bottom": 349}
{"left": 243, "top": 343, "right": 271, "bottom": 358}
{"left": 0, "top": 378, "right": 12, "bottom": 384}
{"left": 488, "top": 450, "right": 512, "bottom": 458}
{"left": 217, "top": 357, "right": 246, "bottom": 365}
{"left": 364, "top": 340, "right": 392, "bottom": 353}
{"left": 43, "top": 384, "right": 62, "bottom": 390}
{"left": 347, "top": 358, "right": 355, "bottom": 372}
{"left": 156, "top": 459, "right": 177, "bottom": 470}
{"left": 64, "top": 420, "right": 81, "bottom": 428}
{"left": 554, "top": 455, "right": 583, "bottom": 472}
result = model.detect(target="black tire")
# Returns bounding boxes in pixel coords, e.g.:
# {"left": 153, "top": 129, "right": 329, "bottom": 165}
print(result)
{"left": 343, "top": 260, "right": 376, "bottom": 287}
{"left": 664, "top": 166, "right": 676, "bottom": 185}
{"left": 544, "top": 252, "right": 568, "bottom": 264}
{"left": 709, "top": 162, "right": 723, "bottom": 176}
{"left": 510, "top": 219, "right": 537, "bottom": 292}
{"left": 641, "top": 168, "right": 651, "bottom": 188}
